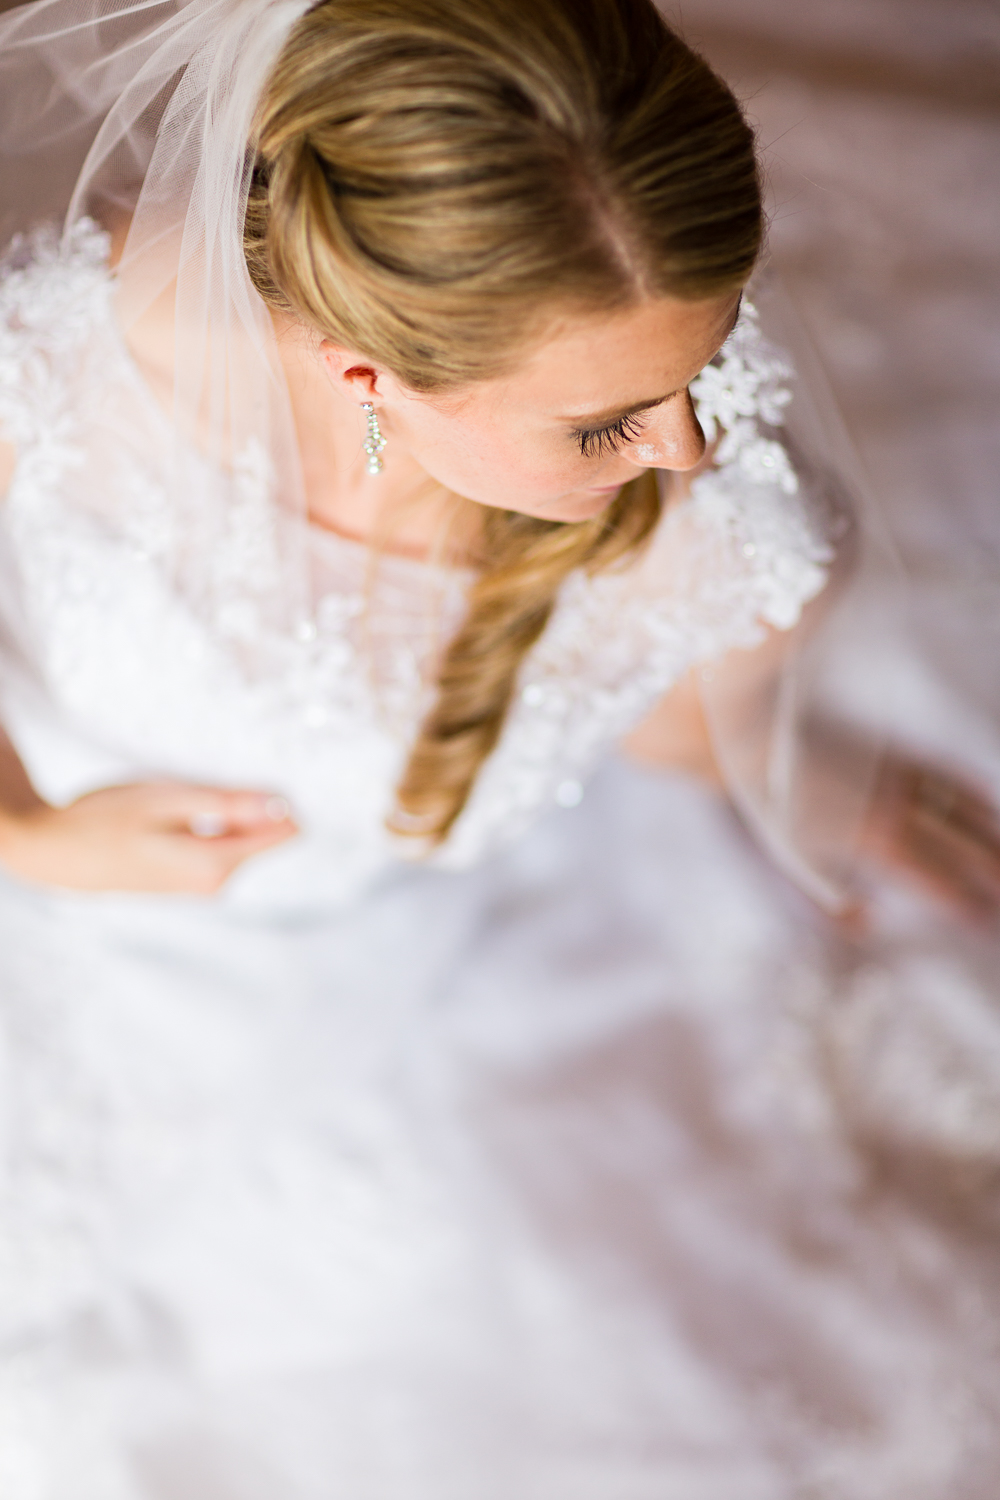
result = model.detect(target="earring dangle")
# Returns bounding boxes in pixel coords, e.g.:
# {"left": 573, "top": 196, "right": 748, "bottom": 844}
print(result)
{"left": 361, "top": 402, "right": 386, "bottom": 475}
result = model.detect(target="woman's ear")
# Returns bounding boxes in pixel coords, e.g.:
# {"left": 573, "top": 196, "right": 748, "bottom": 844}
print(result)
{"left": 318, "top": 340, "right": 382, "bottom": 405}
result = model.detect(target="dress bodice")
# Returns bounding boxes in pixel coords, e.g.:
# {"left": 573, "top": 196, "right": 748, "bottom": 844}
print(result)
{"left": 0, "top": 221, "right": 832, "bottom": 910}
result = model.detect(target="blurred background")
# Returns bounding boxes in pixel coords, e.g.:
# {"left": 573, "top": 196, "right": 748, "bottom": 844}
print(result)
{"left": 666, "top": 0, "right": 1000, "bottom": 776}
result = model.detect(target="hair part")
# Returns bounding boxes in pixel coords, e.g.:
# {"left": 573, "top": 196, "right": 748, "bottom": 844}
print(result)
{"left": 246, "top": 0, "right": 762, "bottom": 841}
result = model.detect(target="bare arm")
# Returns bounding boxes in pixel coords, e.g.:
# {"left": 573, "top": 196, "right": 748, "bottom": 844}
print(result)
{"left": 620, "top": 544, "right": 1000, "bottom": 923}
{"left": 622, "top": 667, "right": 721, "bottom": 785}
{"left": 0, "top": 721, "right": 298, "bottom": 896}
{"left": 0, "top": 438, "right": 13, "bottom": 500}
{"left": 624, "top": 484, "right": 859, "bottom": 794}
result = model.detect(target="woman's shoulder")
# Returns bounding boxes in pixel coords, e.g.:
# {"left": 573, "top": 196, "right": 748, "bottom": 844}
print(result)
{"left": 0, "top": 439, "right": 14, "bottom": 498}
{"left": 0, "top": 217, "right": 116, "bottom": 390}
{"left": 0, "top": 217, "right": 118, "bottom": 468}
{"left": 0, "top": 216, "right": 114, "bottom": 332}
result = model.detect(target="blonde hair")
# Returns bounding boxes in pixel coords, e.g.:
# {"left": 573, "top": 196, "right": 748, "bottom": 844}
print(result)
{"left": 246, "top": 0, "right": 762, "bottom": 841}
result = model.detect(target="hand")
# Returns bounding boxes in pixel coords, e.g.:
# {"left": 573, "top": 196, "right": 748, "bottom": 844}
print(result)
{"left": 860, "top": 753, "right": 1000, "bottom": 923}
{"left": 0, "top": 781, "right": 298, "bottom": 895}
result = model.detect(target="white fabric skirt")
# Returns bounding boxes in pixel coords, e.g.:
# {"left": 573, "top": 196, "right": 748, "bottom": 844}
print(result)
{"left": 2, "top": 757, "right": 999, "bottom": 1499}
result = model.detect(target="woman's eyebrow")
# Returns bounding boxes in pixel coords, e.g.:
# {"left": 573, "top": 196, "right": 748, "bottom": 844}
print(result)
{"left": 562, "top": 390, "right": 678, "bottom": 431}
{"left": 559, "top": 293, "right": 744, "bottom": 431}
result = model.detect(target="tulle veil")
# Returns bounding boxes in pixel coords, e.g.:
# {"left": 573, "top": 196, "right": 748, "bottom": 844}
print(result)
{"left": 0, "top": 0, "right": 890, "bottom": 909}
{"left": 0, "top": 0, "right": 315, "bottom": 647}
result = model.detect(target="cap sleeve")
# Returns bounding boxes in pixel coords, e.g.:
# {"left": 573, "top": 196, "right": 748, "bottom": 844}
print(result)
{"left": 631, "top": 297, "right": 838, "bottom": 679}
{"left": 0, "top": 219, "right": 112, "bottom": 454}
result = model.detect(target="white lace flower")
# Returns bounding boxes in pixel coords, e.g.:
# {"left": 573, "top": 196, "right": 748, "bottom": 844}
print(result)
{"left": 755, "top": 378, "right": 793, "bottom": 428}
{"left": 713, "top": 417, "right": 757, "bottom": 467}
{"left": 689, "top": 359, "right": 763, "bottom": 444}
{"left": 690, "top": 296, "right": 799, "bottom": 496}
{"left": 734, "top": 438, "right": 799, "bottom": 494}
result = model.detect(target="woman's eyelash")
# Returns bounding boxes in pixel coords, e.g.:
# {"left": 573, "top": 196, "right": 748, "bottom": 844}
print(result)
{"left": 574, "top": 411, "right": 646, "bottom": 458}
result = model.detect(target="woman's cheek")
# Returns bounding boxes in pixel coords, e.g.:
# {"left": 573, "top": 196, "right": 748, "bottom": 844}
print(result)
{"left": 506, "top": 463, "right": 591, "bottom": 504}
{"left": 408, "top": 413, "right": 586, "bottom": 503}
{"left": 451, "top": 440, "right": 579, "bottom": 504}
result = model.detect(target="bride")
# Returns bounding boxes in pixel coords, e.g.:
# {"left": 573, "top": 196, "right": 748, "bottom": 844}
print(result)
{"left": 1, "top": 0, "right": 999, "bottom": 1494}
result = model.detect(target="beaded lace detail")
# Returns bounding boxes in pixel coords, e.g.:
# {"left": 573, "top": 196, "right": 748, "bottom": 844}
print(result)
{"left": 0, "top": 222, "right": 832, "bottom": 878}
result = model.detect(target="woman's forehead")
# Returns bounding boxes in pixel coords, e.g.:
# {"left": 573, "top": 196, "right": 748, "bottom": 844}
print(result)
{"left": 490, "top": 291, "right": 741, "bottom": 419}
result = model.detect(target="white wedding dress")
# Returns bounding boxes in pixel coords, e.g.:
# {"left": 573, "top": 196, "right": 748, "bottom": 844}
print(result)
{"left": 1, "top": 221, "right": 1000, "bottom": 1499}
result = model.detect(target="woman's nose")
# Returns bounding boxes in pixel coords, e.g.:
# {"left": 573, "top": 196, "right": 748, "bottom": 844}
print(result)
{"left": 633, "top": 390, "right": 706, "bottom": 471}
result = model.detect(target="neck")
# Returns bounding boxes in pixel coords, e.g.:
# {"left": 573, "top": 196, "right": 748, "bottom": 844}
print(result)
{"left": 273, "top": 312, "right": 480, "bottom": 564}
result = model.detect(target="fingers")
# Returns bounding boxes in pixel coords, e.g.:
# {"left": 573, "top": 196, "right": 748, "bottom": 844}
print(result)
{"left": 863, "top": 755, "right": 1000, "bottom": 924}
{"left": 118, "top": 782, "right": 299, "bottom": 892}
{"left": 191, "top": 822, "right": 298, "bottom": 864}
{"left": 909, "top": 765, "right": 1000, "bottom": 856}
{"left": 152, "top": 819, "right": 299, "bottom": 895}
{"left": 187, "top": 797, "right": 293, "bottom": 839}
{"left": 900, "top": 818, "right": 1000, "bottom": 920}
{"left": 4, "top": 781, "right": 301, "bottom": 896}
{"left": 126, "top": 782, "right": 297, "bottom": 835}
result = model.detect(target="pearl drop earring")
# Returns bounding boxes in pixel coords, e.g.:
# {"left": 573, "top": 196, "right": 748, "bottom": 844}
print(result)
{"left": 361, "top": 402, "right": 386, "bottom": 475}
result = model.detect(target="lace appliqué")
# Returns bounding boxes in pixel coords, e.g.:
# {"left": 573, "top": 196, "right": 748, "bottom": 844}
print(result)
{"left": 0, "top": 219, "right": 111, "bottom": 489}
{"left": 690, "top": 300, "right": 798, "bottom": 492}
{"left": 685, "top": 300, "right": 833, "bottom": 639}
